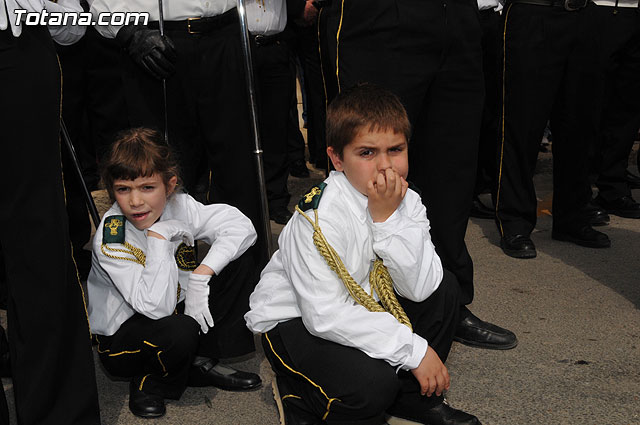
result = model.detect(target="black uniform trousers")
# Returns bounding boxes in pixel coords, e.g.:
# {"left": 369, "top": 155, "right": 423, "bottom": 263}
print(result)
{"left": 120, "top": 9, "right": 266, "bottom": 356}
{"left": 96, "top": 313, "right": 199, "bottom": 399}
{"left": 0, "top": 26, "right": 100, "bottom": 425}
{"left": 476, "top": 8, "right": 502, "bottom": 197}
{"left": 289, "top": 20, "right": 328, "bottom": 169}
{"left": 121, "top": 9, "right": 269, "bottom": 268}
{"left": 495, "top": 3, "right": 601, "bottom": 237}
{"left": 96, "top": 250, "right": 257, "bottom": 398}
{"left": 263, "top": 270, "right": 460, "bottom": 424}
{"left": 593, "top": 6, "right": 640, "bottom": 202}
{"left": 252, "top": 35, "right": 295, "bottom": 213}
{"left": 322, "top": 0, "right": 484, "bottom": 305}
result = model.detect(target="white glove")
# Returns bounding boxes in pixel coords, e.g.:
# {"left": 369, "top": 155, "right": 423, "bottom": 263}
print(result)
{"left": 185, "top": 273, "right": 214, "bottom": 334}
{"left": 147, "top": 220, "right": 194, "bottom": 246}
{"left": 1, "top": 0, "right": 24, "bottom": 37}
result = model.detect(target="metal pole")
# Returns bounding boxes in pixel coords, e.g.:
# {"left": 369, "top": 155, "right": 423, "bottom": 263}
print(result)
{"left": 236, "top": 0, "right": 274, "bottom": 258}
{"left": 60, "top": 119, "right": 101, "bottom": 229}
{"left": 157, "top": 0, "right": 169, "bottom": 145}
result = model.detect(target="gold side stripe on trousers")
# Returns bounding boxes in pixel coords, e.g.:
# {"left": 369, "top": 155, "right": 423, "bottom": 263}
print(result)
{"left": 265, "top": 332, "right": 341, "bottom": 421}
{"left": 318, "top": 8, "right": 329, "bottom": 113}
{"left": 495, "top": 3, "right": 513, "bottom": 237}
{"left": 139, "top": 374, "right": 150, "bottom": 391}
{"left": 335, "top": 0, "right": 346, "bottom": 93}
{"left": 282, "top": 394, "right": 302, "bottom": 401}
{"left": 57, "top": 53, "right": 93, "bottom": 340}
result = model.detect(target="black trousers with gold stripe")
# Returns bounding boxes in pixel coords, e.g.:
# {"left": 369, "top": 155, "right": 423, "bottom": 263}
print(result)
{"left": 97, "top": 313, "right": 200, "bottom": 399}
{"left": 0, "top": 26, "right": 100, "bottom": 425}
{"left": 263, "top": 271, "right": 460, "bottom": 424}
{"left": 321, "top": 0, "right": 483, "bottom": 305}
{"left": 495, "top": 3, "right": 601, "bottom": 236}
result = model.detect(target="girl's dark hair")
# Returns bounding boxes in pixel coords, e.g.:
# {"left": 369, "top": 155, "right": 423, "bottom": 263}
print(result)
{"left": 100, "top": 127, "right": 181, "bottom": 201}
{"left": 326, "top": 83, "right": 411, "bottom": 158}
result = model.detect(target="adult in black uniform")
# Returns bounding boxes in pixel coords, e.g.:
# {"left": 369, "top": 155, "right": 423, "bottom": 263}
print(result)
{"left": 0, "top": 1, "right": 101, "bottom": 423}
{"left": 321, "top": 0, "right": 517, "bottom": 350}
{"left": 496, "top": 0, "right": 609, "bottom": 259}
{"left": 591, "top": 0, "right": 640, "bottom": 219}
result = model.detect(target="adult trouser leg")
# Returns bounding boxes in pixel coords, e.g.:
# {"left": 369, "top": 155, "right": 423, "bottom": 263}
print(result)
{"left": 0, "top": 26, "right": 100, "bottom": 425}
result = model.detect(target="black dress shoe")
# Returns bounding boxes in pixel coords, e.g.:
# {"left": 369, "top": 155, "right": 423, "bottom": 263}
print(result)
{"left": 500, "top": 234, "right": 536, "bottom": 259}
{"left": 595, "top": 195, "right": 640, "bottom": 219}
{"left": 626, "top": 170, "right": 640, "bottom": 189}
{"left": 469, "top": 196, "right": 494, "bottom": 219}
{"left": 270, "top": 206, "right": 294, "bottom": 225}
{"left": 455, "top": 310, "right": 517, "bottom": 350}
{"left": 129, "top": 381, "right": 166, "bottom": 418}
{"left": 581, "top": 201, "right": 610, "bottom": 227}
{"left": 188, "top": 357, "right": 262, "bottom": 391}
{"left": 290, "top": 159, "right": 311, "bottom": 178}
{"left": 551, "top": 224, "right": 611, "bottom": 248}
{"left": 391, "top": 401, "right": 481, "bottom": 425}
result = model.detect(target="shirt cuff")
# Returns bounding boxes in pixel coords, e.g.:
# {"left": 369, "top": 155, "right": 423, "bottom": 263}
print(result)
{"left": 369, "top": 208, "right": 403, "bottom": 242}
{"left": 402, "top": 334, "right": 429, "bottom": 371}
{"left": 200, "top": 251, "right": 231, "bottom": 276}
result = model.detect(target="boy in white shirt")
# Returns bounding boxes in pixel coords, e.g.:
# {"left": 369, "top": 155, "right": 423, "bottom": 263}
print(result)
{"left": 245, "top": 84, "right": 480, "bottom": 425}
{"left": 88, "top": 128, "right": 261, "bottom": 418}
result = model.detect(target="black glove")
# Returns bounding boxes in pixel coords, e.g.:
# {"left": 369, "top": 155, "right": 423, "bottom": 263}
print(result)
{"left": 116, "top": 25, "right": 177, "bottom": 80}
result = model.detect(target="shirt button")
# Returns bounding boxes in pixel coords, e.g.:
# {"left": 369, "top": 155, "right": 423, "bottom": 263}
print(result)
{"left": 205, "top": 1, "right": 210, "bottom": 6}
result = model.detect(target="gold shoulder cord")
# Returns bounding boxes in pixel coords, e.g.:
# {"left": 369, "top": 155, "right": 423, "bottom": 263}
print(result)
{"left": 101, "top": 242, "right": 146, "bottom": 266}
{"left": 294, "top": 206, "right": 412, "bottom": 331}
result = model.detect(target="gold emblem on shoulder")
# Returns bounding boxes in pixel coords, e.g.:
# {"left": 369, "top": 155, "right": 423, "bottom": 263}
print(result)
{"left": 304, "top": 187, "right": 322, "bottom": 204}
{"left": 105, "top": 218, "right": 123, "bottom": 236}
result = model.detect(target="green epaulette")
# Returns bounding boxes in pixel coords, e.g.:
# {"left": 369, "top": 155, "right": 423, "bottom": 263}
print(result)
{"left": 103, "top": 215, "right": 126, "bottom": 244}
{"left": 298, "top": 182, "right": 327, "bottom": 211}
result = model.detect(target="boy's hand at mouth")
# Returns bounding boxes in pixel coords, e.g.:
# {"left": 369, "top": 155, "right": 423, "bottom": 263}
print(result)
{"left": 367, "top": 168, "right": 408, "bottom": 223}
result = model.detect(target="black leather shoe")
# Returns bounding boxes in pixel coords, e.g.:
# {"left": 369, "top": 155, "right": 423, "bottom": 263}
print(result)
{"left": 595, "top": 195, "right": 640, "bottom": 219}
{"left": 455, "top": 310, "right": 517, "bottom": 350}
{"left": 392, "top": 400, "right": 481, "bottom": 425}
{"left": 552, "top": 224, "right": 611, "bottom": 248}
{"left": 290, "top": 159, "right": 311, "bottom": 178}
{"left": 582, "top": 201, "right": 610, "bottom": 226}
{"left": 500, "top": 234, "right": 536, "bottom": 259}
{"left": 626, "top": 170, "right": 640, "bottom": 189}
{"left": 188, "top": 358, "right": 262, "bottom": 391}
{"left": 270, "top": 206, "right": 294, "bottom": 225}
{"left": 129, "top": 381, "right": 166, "bottom": 418}
{"left": 469, "top": 196, "right": 494, "bottom": 219}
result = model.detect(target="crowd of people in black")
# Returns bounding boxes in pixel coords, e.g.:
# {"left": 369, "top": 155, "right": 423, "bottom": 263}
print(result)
{"left": 0, "top": 0, "right": 639, "bottom": 423}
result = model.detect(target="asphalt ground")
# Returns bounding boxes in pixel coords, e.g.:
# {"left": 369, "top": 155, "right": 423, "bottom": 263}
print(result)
{"left": 2, "top": 146, "right": 639, "bottom": 425}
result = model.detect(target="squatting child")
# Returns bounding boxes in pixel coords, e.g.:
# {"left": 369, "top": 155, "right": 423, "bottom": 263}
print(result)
{"left": 88, "top": 128, "right": 261, "bottom": 419}
{"left": 245, "top": 84, "right": 480, "bottom": 425}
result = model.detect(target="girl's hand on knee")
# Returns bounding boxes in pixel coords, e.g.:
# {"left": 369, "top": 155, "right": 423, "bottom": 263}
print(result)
{"left": 411, "top": 346, "right": 450, "bottom": 397}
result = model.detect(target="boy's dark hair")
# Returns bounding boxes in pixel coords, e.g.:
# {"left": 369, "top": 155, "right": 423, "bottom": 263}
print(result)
{"left": 100, "top": 127, "right": 181, "bottom": 201}
{"left": 326, "top": 83, "right": 411, "bottom": 158}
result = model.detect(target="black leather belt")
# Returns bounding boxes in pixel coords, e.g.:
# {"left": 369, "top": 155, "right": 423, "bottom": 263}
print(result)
{"left": 507, "top": 0, "right": 588, "bottom": 9}
{"left": 251, "top": 32, "right": 284, "bottom": 47}
{"left": 149, "top": 8, "right": 237, "bottom": 34}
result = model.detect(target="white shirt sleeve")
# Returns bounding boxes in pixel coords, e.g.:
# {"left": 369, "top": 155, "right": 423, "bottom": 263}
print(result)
{"left": 281, "top": 211, "right": 427, "bottom": 370}
{"left": 95, "top": 228, "right": 180, "bottom": 320}
{"left": 181, "top": 195, "right": 257, "bottom": 275}
{"left": 368, "top": 191, "right": 443, "bottom": 302}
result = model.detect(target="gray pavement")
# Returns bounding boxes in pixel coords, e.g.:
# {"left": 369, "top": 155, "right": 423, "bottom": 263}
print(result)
{"left": 2, "top": 148, "right": 639, "bottom": 425}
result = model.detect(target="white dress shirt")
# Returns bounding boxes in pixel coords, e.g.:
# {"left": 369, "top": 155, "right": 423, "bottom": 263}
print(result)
{"left": 246, "top": 0, "right": 287, "bottom": 35}
{"left": 88, "top": 192, "right": 257, "bottom": 336}
{"left": 88, "top": 0, "right": 237, "bottom": 38}
{"left": 245, "top": 171, "right": 444, "bottom": 371}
